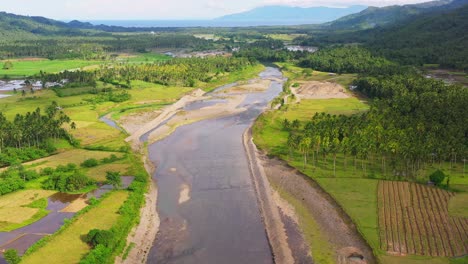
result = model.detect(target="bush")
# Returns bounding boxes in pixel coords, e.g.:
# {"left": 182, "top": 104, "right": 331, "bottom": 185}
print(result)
{"left": 4, "top": 249, "right": 21, "bottom": 264}
{"left": 429, "top": 170, "right": 446, "bottom": 186}
{"left": 42, "top": 165, "right": 95, "bottom": 192}
{"left": 106, "top": 171, "right": 122, "bottom": 188}
{"left": 80, "top": 244, "right": 112, "bottom": 264}
{"left": 81, "top": 158, "right": 99, "bottom": 168}
{"left": 85, "top": 229, "right": 114, "bottom": 248}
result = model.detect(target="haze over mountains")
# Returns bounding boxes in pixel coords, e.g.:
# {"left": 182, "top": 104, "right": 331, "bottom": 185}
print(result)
{"left": 215, "top": 5, "right": 367, "bottom": 24}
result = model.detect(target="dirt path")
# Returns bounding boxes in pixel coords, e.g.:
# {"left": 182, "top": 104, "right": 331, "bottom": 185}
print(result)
{"left": 257, "top": 154, "right": 376, "bottom": 264}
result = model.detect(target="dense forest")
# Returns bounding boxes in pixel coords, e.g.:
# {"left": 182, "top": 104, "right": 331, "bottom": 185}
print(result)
{"left": 298, "top": 46, "right": 399, "bottom": 74}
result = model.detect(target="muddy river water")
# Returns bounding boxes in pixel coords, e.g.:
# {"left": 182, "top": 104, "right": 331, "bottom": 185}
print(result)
{"left": 147, "top": 67, "right": 284, "bottom": 264}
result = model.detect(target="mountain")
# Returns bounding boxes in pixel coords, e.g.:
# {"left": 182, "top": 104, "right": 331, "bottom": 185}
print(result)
{"left": 367, "top": 2, "right": 468, "bottom": 69}
{"left": 216, "top": 5, "right": 367, "bottom": 24}
{"left": 327, "top": 0, "right": 464, "bottom": 29}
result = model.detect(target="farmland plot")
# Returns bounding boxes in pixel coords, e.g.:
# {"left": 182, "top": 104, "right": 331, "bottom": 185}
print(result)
{"left": 378, "top": 181, "right": 467, "bottom": 257}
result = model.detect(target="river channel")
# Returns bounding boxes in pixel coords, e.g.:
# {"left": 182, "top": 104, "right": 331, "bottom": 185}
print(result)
{"left": 147, "top": 67, "right": 284, "bottom": 264}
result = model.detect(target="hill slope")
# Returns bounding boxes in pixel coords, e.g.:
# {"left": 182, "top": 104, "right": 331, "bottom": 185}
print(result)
{"left": 216, "top": 5, "right": 367, "bottom": 24}
{"left": 327, "top": 0, "right": 463, "bottom": 29}
{"left": 368, "top": 3, "right": 468, "bottom": 69}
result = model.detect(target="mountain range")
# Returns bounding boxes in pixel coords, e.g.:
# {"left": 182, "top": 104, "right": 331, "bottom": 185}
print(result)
{"left": 216, "top": 5, "right": 367, "bottom": 24}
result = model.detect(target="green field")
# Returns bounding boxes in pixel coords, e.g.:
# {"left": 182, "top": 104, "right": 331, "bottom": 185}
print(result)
{"left": 21, "top": 191, "right": 128, "bottom": 264}
{"left": 0, "top": 190, "right": 56, "bottom": 232}
{"left": 0, "top": 59, "right": 102, "bottom": 77}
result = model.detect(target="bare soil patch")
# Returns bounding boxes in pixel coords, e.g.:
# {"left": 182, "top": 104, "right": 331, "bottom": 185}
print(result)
{"left": 60, "top": 197, "right": 88, "bottom": 213}
{"left": 292, "top": 81, "right": 350, "bottom": 100}
{"left": 119, "top": 110, "right": 162, "bottom": 135}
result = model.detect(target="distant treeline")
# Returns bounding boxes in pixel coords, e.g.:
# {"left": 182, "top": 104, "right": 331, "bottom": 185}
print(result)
{"left": 0, "top": 34, "right": 215, "bottom": 60}
{"left": 37, "top": 56, "right": 255, "bottom": 87}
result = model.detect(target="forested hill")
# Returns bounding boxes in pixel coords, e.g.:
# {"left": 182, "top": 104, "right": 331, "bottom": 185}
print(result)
{"left": 215, "top": 5, "right": 367, "bottom": 23}
{"left": 0, "top": 11, "right": 93, "bottom": 37}
{"left": 0, "top": 11, "right": 164, "bottom": 36}
{"left": 327, "top": 0, "right": 465, "bottom": 30}
{"left": 367, "top": 3, "right": 468, "bottom": 69}
{"left": 296, "top": 0, "right": 468, "bottom": 70}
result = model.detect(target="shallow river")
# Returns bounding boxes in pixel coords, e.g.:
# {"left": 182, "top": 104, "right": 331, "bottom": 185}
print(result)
{"left": 147, "top": 67, "right": 284, "bottom": 264}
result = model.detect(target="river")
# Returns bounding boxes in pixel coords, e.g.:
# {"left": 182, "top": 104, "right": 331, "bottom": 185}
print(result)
{"left": 146, "top": 67, "right": 284, "bottom": 263}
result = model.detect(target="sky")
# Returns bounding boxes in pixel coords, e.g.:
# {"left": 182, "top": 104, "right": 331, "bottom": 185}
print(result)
{"left": 1, "top": 0, "right": 431, "bottom": 20}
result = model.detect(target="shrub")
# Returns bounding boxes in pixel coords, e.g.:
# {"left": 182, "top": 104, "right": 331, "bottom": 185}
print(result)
{"left": 106, "top": 171, "right": 122, "bottom": 188}
{"left": 80, "top": 244, "right": 112, "bottom": 264}
{"left": 4, "top": 249, "right": 21, "bottom": 264}
{"left": 85, "top": 229, "right": 114, "bottom": 248}
{"left": 81, "top": 158, "right": 99, "bottom": 168}
{"left": 429, "top": 170, "right": 446, "bottom": 186}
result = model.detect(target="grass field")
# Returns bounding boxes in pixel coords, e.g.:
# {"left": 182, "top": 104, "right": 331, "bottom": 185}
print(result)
{"left": 0, "top": 59, "right": 102, "bottom": 77}
{"left": 317, "top": 178, "right": 380, "bottom": 250}
{"left": 0, "top": 190, "right": 56, "bottom": 231}
{"left": 268, "top": 34, "right": 307, "bottom": 42}
{"left": 24, "top": 149, "right": 123, "bottom": 170}
{"left": 449, "top": 193, "right": 468, "bottom": 217}
{"left": 21, "top": 191, "right": 128, "bottom": 264}
{"left": 85, "top": 163, "right": 131, "bottom": 181}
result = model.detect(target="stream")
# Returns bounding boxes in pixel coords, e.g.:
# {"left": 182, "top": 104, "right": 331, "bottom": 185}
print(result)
{"left": 146, "top": 67, "right": 284, "bottom": 263}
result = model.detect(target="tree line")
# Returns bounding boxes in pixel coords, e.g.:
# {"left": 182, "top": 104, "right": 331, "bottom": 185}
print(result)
{"left": 284, "top": 74, "right": 467, "bottom": 179}
{"left": 38, "top": 56, "right": 255, "bottom": 87}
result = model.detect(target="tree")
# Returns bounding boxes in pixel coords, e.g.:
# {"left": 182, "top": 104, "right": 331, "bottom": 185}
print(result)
{"left": 4, "top": 249, "right": 21, "bottom": 264}
{"left": 429, "top": 170, "right": 446, "bottom": 186}
{"left": 2, "top": 61, "right": 13, "bottom": 70}
{"left": 85, "top": 229, "right": 114, "bottom": 248}
{"left": 105, "top": 171, "right": 122, "bottom": 189}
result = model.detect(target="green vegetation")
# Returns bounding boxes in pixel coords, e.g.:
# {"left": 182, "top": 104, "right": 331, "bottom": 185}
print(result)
{"left": 430, "top": 170, "right": 446, "bottom": 186}
{"left": 298, "top": 46, "right": 398, "bottom": 74}
{"left": 4, "top": 249, "right": 21, "bottom": 264}
{"left": 0, "top": 59, "right": 101, "bottom": 77}
{"left": 317, "top": 178, "right": 379, "bottom": 250}
{"left": 42, "top": 163, "right": 95, "bottom": 192}
{"left": 21, "top": 191, "right": 128, "bottom": 264}
{"left": 0, "top": 190, "right": 55, "bottom": 231}
{"left": 448, "top": 193, "right": 468, "bottom": 218}
{"left": 253, "top": 58, "right": 467, "bottom": 263}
